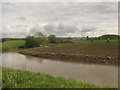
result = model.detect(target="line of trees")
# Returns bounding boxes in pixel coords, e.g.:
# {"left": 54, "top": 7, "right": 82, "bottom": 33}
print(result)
{"left": 25, "top": 32, "right": 57, "bottom": 48}
{"left": 25, "top": 32, "right": 73, "bottom": 48}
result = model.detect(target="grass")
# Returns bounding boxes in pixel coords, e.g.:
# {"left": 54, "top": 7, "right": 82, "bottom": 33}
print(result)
{"left": 2, "top": 67, "right": 105, "bottom": 88}
{"left": 1, "top": 40, "right": 25, "bottom": 52}
{"left": 0, "top": 40, "right": 70, "bottom": 52}
{"left": 72, "top": 39, "right": 119, "bottom": 43}
{"left": 1, "top": 39, "right": 119, "bottom": 52}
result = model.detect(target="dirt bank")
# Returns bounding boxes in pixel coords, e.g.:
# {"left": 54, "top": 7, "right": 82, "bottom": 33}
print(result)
{"left": 19, "top": 43, "right": 118, "bottom": 64}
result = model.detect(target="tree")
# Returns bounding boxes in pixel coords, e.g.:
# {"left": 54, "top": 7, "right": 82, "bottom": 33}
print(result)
{"left": 99, "top": 34, "right": 120, "bottom": 40}
{"left": 91, "top": 40, "right": 93, "bottom": 42}
{"left": 63, "top": 37, "right": 73, "bottom": 43}
{"left": 48, "top": 34, "right": 57, "bottom": 43}
{"left": 25, "top": 36, "right": 39, "bottom": 48}
{"left": 87, "top": 36, "right": 89, "bottom": 40}
{"left": 35, "top": 32, "right": 48, "bottom": 46}
{"left": 25, "top": 32, "right": 48, "bottom": 48}
{"left": 107, "top": 38, "right": 110, "bottom": 43}
{"left": 67, "top": 37, "right": 72, "bottom": 41}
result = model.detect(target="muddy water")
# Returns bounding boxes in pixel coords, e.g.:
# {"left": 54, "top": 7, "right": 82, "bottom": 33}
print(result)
{"left": 1, "top": 52, "right": 118, "bottom": 88}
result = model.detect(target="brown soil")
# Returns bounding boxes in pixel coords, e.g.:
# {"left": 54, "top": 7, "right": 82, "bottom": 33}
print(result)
{"left": 19, "top": 42, "right": 119, "bottom": 64}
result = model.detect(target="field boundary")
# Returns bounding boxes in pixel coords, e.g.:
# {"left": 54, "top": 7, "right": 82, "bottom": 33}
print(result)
{"left": 19, "top": 51, "right": 118, "bottom": 65}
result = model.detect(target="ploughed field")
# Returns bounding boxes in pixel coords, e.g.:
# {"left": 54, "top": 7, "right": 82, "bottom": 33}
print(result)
{"left": 20, "top": 42, "right": 118, "bottom": 64}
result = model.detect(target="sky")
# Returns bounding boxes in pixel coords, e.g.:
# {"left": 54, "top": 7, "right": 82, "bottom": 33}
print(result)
{"left": 0, "top": 0, "right": 118, "bottom": 38}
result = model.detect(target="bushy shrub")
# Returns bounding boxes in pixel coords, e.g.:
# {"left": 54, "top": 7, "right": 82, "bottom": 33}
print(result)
{"left": 48, "top": 34, "right": 57, "bottom": 43}
{"left": 25, "top": 36, "right": 39, "bottom": 48}
{"left": 35, "top": 32, "right": 48, "bottom": 46}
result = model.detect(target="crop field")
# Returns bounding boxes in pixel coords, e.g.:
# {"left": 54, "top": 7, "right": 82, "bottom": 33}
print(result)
{"left": 20, "top": 42, "right": 118, "bottom": 64}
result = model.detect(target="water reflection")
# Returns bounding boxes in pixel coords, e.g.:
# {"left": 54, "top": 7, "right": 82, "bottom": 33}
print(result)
{"left": 1, "top": 52, "right": 118, "bottom": 88}
{"left": 24, "top": 55, "right": 43, "bottom": 63}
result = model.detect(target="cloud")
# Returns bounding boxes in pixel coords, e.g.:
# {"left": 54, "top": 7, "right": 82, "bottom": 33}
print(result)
{"left": 18, "top": 16, "right": 27, "bottom": 21}
{"left": 2, "top": 0, "right": 119, "bottom": 2}
{"left": 29, "top": 24, "right": 79, "bottom": 36}
{"left": 2, "top": 2, "right": 118, "bottom": 37}
{"left": 11, "top": 25, "right": 27, "bottom": 29}
{"left": 56, "top": 24, "right": 78, "bottom": 36}
{"left": 29, "top": 24, "right": 48, "bottom": 36}
{"left": 2, "top": 25, "right": 29, "bottom": 38}
{"left": 81, "top": 26, "right": 96, "bottom": 33}
{"left": 43, "top": 24, "right": 79, "bottom": 36}
{"left": 44, "top": 24, "right": 57, "bottom": 33}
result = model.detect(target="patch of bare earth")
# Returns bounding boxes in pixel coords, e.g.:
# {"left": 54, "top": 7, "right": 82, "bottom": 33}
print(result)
{"left": 20, "top": 42, "right": 118, "bottom": 64}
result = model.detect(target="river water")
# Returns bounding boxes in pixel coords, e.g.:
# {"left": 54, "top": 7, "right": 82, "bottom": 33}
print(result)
{"left": 1, "top": 52, "right": 118, "bottom": 88}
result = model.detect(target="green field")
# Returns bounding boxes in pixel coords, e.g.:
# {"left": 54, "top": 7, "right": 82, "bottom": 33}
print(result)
{"left": 1, "top": 40, "right": 25, "bottom": 52}
{"left": 72, "top": 39, "right": 119, "bottom": 43}
{"left": 1, "top": 39, "right": 119, "bottom": 52}
{"left": 2, "top": 67, "right": 104, "bottom": 88}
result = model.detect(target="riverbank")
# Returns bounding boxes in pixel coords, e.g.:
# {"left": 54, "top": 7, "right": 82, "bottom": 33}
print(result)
{"left": 1, "top": 40, "right": 25, "bottom": 52}
{"left": 19, "top": 42, "right": 118, "bottom": 64}
{"left": 2, "top": 67, "right": 103, "bottom": 88}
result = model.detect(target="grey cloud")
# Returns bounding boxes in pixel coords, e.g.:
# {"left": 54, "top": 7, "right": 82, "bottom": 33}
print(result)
{"left": 89, "top": 2, "right": 117, "bottom": 14}
{"left": 11, "top": 25, "right": 27, "bottom": 29}
{"left": 29, "top": 24, "right": 79, "bottom": 36}
{"left": 57, "top": 24, "right": 78, "bottom": 34}
{"left": 4, "top": 2, "right": 117, "bottom": 23}
{"left": 2, "top": 26, "right": 9, "bottom": 37}
{"left": 29, "top": 24, "right": 47, "bottom": 36}
{"left": 29, "top": 25, "right": 41, "bottom": 35}
{"left": 18, "top": 17, "right": 27, "bottom": 21}
{"left": 16, "top": 25, "right": 27, "bottom": 28}
{"left": 44, "top": 24, "right": 57, "bottom": 33}
{"left": 2, "top": 2, "right": 118, "bottom": 37}
{"left": 81, "top": 26, "right": 96, "bottom": 33}
{"left": 43, "top": 24, "right": 79, "bottom": 36}
{"left": 2, "top": 25, "right": 29, "bottom": 38}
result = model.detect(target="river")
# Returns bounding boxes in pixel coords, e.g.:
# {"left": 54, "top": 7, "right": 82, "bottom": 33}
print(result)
{"left": 1, "top": 52, "right": 118, "bottom": 88}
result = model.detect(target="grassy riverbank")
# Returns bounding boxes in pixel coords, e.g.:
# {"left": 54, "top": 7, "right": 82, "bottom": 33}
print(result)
{"left": 2, "top": 67, "right": 103, "bottom": 88}
{"left": 1, "top": 40, "right": 25, "bottom": 52}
